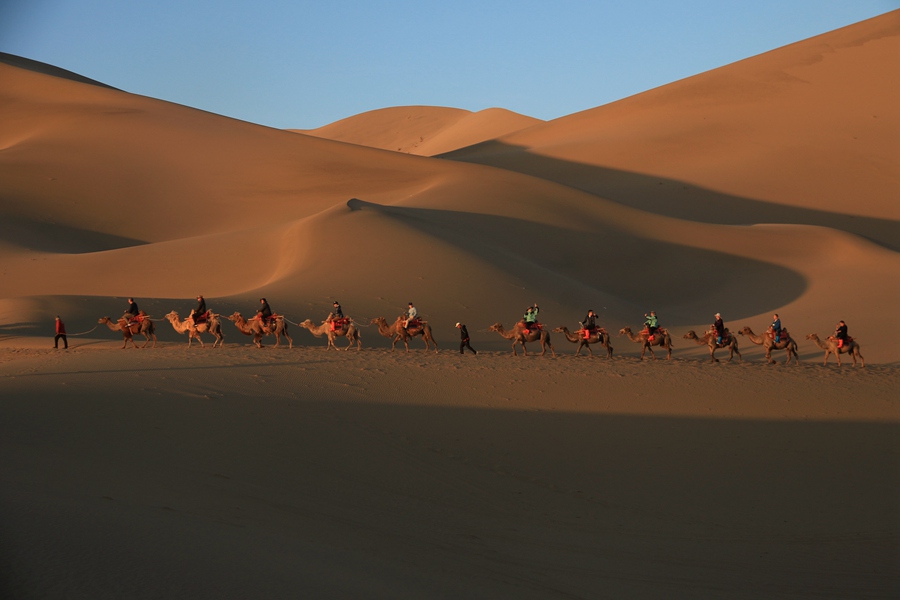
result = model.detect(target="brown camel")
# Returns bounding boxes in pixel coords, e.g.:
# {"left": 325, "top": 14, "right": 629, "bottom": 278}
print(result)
{"left": 552, "top": 326, "right": 612, "bottom": 358}
{"left": 738, "top": 326, "right": 799, "bottom": 364}
{"left": 164, "top": 311, "right": 224, "bottom": 348}
{"left": 488, "top": 322, "right": 555, "bottom": 357}
{"left": 300, "top": 313, "right": 361, "bottom": 351}
{"left": 617, "top": 326, "right": 672, "bottom": 360}
{"left": 228, "top": 312, "right": 292, "bottom": 349}
{"left": 683, "top": 329, "right": 741, "bottom": 363}
{"left": 371, "top": 316, "right": 438, "bottom": 352}
{"left": 99, "top": 316, "right": 157, "bottom": 349}
{"left": 806, "top": 333, "right": 865, "bottom": 367}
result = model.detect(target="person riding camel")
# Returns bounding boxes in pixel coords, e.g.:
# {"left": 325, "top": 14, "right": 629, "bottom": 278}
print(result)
{"left": 330, "top": 301, "right": 346, "bottom": 331}
{"left": 258, "top": 298, "right": 273, "bottom": 333}
{"left": 126, "top": 298, "right": 141, "bottom": 325}
{"left": 404, "top": 302, "right": 418, "bottom": 331}
{"left": 523, "top": 304, "right": 540, "bottom": 332}
{"left": 834, "top": 320, "right": 849, "bottom": 348}
{"left": 713, "top": 312, "right": 725, "bottom": 346}
{"left": 771, "top": 313, "right": 782, "bottom": 344}
{"left": 191, "top": 295, "right": 208, "bottom": 324}
{"left": 581, "top": 310, "right": 598, "bottom": 340}
{"left": 644, "top": 311, "right": 659, "bottom": 339}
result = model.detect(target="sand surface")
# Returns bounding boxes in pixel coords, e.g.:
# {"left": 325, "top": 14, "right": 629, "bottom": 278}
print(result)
{"left": 1, "top": 10, "right": 899, "bottom": 599}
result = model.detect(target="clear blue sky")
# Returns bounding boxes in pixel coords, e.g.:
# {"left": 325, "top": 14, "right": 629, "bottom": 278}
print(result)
{"left": 2, "top": 1, "right": 896, "bottom": 129}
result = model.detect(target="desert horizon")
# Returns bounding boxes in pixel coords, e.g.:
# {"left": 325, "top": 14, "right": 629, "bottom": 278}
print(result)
{"left": 1, "top": 9, "right": 898, "bottom": 599}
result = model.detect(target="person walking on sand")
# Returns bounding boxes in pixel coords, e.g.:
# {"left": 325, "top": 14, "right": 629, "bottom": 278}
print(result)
{"left": 456, "top": 322, "right": 476, "bottom": 355}
{"left": 54, "top": 316, "right": 67, "bottom": 349}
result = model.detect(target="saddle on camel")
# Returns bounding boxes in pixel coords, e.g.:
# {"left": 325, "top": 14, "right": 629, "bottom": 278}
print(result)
{"left": 327, "top": 313, "right": 351, "bottom": 332}
{"left": 404, "top": 317, "right": 424, "bottom": 333}
{"left": 710, "top": 326, "right": 735, "bottom": 348}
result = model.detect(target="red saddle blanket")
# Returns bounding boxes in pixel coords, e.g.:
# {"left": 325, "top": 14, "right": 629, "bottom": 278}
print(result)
{"left": 406, "top": 318, "right": 421, "bottom": 329}
{"left": 330, "top": 317, "right": 349, "bottom": 331}
{"left": 194, "top": 310, "right": 210, "bottom": 324}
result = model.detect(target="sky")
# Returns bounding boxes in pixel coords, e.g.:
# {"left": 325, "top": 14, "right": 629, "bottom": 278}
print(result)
{"left": 1, "top": 1, "right": 897, "bottom": 129}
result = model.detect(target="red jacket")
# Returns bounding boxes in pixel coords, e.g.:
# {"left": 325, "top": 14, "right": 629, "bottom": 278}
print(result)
{"left": 56, "top": 320, "right": 66, "bottom": 334}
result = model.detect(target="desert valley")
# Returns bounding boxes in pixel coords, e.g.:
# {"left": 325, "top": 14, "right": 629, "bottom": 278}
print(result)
{"left": 0, "top": 10, "right": 898, "bottom": 599}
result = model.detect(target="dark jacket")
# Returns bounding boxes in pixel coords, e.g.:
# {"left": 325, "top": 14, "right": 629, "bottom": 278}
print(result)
{"left": 459, "top": 325, "right": 469, "bottom": 340}
{"left": 195, "top": 298, "right": 207, "bottom": 315}
{"left": 714, "top": 318, "right": 725, "bottom": 335}
{"left": 333, "top": 304, "right": 344, "bottom": 318}
{"left": 581, "top": 313, "right": 598, "bottom": 329}
{"left": 259, "top": 301, "right": 272, "bottom": 320}
{"left": 126, "top": 301, "right": 139, "bottom": 316}
{"left": 835, "top": 324, "right": 848, "bottom": 339}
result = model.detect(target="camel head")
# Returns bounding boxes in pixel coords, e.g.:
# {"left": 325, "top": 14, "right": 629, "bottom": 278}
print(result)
{"left": 165, "top": 311, "right": 179, "bottom": 320}
{"left": 98, "top": 317, "right": 110, "bottom": 324}
{"left": 683, "top": 331, "right": 699, "bottom": 340}
{"left": 618, "top": 327, "right": 632, "bottom": 336}
{"left": 228, "top": 312, "right": 242, "bottom": 323}
{"left": 488, "top": 323, "right": 504, "bottom": 333}
{"left": 552, "top": 326, "right": 568, "bottom": 333}
{"left": 738, "top": 326, "right": 754, "bottom": 336}
{"left": 806, "top": 333, "right": 819, "bottom": 341}
{"left": 370, "top": 317, "right": 386, "bottom": 325}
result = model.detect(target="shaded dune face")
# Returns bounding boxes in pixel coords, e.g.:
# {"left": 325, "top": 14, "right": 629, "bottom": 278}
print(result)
{"left": 346, "top": 199, "right": 806, "bottom": 323}
{"left": 440, "top": 143, "right": 900, "bottom": 253}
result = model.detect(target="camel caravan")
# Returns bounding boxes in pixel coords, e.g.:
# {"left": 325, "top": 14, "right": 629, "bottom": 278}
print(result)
{"left": 90, "top": 297, "right": 865, "bottom": 366}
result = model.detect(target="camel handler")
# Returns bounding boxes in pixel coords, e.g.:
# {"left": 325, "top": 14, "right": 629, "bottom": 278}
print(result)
{"left": 580, "top": 310, "right": 598, "bottom": 340}
{"left": 456, "top": 322, "right": 477, "bottom": 355}
{"left": 54, "top": 316, "right": 68, "bottom": 349}
{"left": 258, "top": 298, "right": 273, "bottom": 333}
{"left": 713, "top": 313, "right": 725, "bottom": 346}
{"left": 404, "top": 302, "right": 418, "bottom": 330}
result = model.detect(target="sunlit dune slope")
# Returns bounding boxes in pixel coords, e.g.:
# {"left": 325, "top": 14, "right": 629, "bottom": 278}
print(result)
{"left": 295, "top": 106, "right": 542, "bottom": 156}
{"left": 443, "top": 11, "right": 900, "bottom": 248}
{"left": 1, "top": 13, "right": 899, "bottom": 363}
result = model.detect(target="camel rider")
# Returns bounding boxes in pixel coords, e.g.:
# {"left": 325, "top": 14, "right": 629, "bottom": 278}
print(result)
{"left": 404, "top": 302, "right": 418, "bottom": 330}
{"left": 771, "top": 313, "right": 782, "bottom": 344}
{"left": 191, "top": 295, "right": 208, "bottom": 324}
{"left": 713, "top": 313, "right": 725, "bottom": 346}
{"left": 258, "top": 298, "right": 273, "bottom": 332}
{"left": 330, "top": 301, "right": 345, "bottom": 331}
{"left": 644, "top": 311, "right": 659, "bottom": 337}
{"left": 126, "top": 298, "right": 140, "bottom": 324}
{"left": 524, "top": 304, "right": 539, "bottom": 331}
{"left": 834, "top": 320, "right": 849, "bottom": 348}
{"left": 581, "top": 310, "right": 598, "bottom": 339}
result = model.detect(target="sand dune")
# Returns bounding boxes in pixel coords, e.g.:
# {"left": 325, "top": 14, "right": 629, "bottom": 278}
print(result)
{"left": 1, "top": 13, "right": 898, "bottom": 598}
{"left": 296, "top": 105, "right": 542, "bottom": 156}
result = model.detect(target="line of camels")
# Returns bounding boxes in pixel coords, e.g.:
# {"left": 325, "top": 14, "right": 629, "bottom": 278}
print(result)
{"left": 95, "top": 312, "right": 865, "bottom": 367}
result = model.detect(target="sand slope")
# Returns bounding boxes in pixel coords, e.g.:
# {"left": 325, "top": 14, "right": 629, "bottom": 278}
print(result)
{"left": 296, "top": 105, "right": 542, "bottom": 156}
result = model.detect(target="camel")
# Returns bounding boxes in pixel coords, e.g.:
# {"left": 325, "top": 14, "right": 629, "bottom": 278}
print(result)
{"left": 683, "top": 329, "right": 741, "bottom": 363}
{"left": 488, "top": 322, "right": 555, "bottom": 357}
{"left": 228, "top": 312, "right": 292, "bottom": 349}
{"left": 99, "top": 316, "right": 157, "bottom": 349}
{"left": 300, "top": 313, "right": 361, "bottom": 351}
{"left": 738, "top": 326, "right": 799, "bottom": 364}
{"left": 617, "top": 326, "right": 672, "bottom": 360}
{"left": 164, "top": 311, "right": 224, "bottom": 348}
{"left": 806, "top": 333, "right": 865, "bottom": 367}
{"left": 371, "top": 316, "right": 438, "bottom": 352}
{"left": 552, "top": 326, "right": 612, "bottom": 358}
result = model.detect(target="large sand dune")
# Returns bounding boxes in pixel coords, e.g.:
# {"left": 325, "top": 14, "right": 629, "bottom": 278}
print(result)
{"left": 0, "top": 10, "right": 898, "bottom": 599}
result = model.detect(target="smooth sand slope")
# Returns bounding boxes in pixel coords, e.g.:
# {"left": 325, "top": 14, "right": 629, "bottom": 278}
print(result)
{"left": 0, "top": 11, "right": 898, "bottom": 599}
{"left": 295, "top": 105, "right": 542, "bottom": 156}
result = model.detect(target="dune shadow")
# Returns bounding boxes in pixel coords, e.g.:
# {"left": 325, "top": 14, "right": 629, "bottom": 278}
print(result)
{"left": 0, "top": 52, "right": 116, "bottom": 89}
{"left": 347, "top": 199, "right": 806, "bottom": 324}
{"left": 440, "top": 141, "right": 900, "bottom": 252}
{"left": 0, "top": 216, "right": 146, "bottom": 254}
